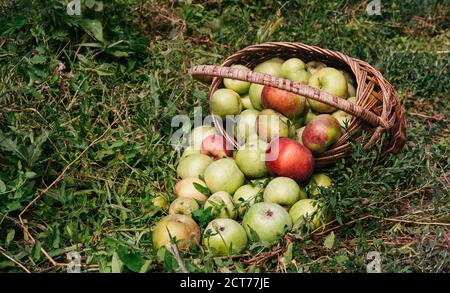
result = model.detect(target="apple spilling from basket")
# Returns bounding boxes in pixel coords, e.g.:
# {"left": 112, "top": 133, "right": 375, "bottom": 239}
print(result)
{"left": 153, "top": 58, "right": 357, "bottom": 256}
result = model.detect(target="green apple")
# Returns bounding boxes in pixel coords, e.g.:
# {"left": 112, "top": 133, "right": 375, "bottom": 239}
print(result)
{"left": 169, "top": 197, "right": 200, "bottom": 215}
{"left": 224, "top": 64, "right": 251, "bottom": 94}
{"left": 181, "top": 145, "right": 199, "bottom": 159}
{"left": 289, "top": 199, "right": 323, "bottom": 230}
{"left": 263, "top": 177, "right": 307, "bottom": 207}
{"left": 235, "top": 139, "right": 268, "bottom": 178}
{"left": 347, "top": 82, "right": 356, "bottom": 97}
{"left": 309, "top": 173, "right": 332, "bottom": 198}
{"left": 203, "top": 218, "right": 248, "bottom": 256}
{"left": 248, "top": 83, "right": 264, "bottom": 110}
{"left": 254, "top": 59, "right": 283, "bottom": 77}
{"left": 152, "top": 214, "right": 201, "bottom": 250}
{"left": 189, "top": 125, "right": 216, "bottom": 149}
{"left": 256, "top": 109, "right": 290, "bottom": 142}
{"left": 306, "top": 61, "right": 327, "bottom": 75}
{"left": 240, "top": 94, "right": 254, "bottom": 109}
{"left": 204, "top": 191, "right": 236, "bottom": 219}
{"left": 242, "top": 202, "right": 292, "bottom": 243}
{"left": 174, "top": 177, "right": 209, "bottom": 201}
{"left": 332, "top": 110, "right": 352, "bottom": 129}
{"left": 280, "top": 58, "right": 311, "bottom": 83}
{"left": 233, "top": 184, "right": 262, "bottom": 216}
{"left": 152, "top": 195, "right": 169, "bottom": 210}
{"left": 305, "top": 109, "right": 317, "bottom": 124}
{"left": 307, "top": 67, "right": 347, "bottom": 113}
{"left": 211, "top": 88, "right": 242, "bottom": 118}
{"left": 235, "top": 109, "right": 259, "bottom": 143}
{"left": 204, "top": 158, "right": 245, "bottom": 194}
{"left": 176, "top": 153, "right": 213, "bottom": 179}
{"left": 296, "top": 126, "right": 306, "bottom": 144}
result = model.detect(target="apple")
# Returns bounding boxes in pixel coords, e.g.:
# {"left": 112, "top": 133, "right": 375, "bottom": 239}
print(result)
{"left": 266, "top": 137, "right": 315, "bottom": 182}
{"left": 289, "top": 199, "right": 323, "bottom": 230}
{"left": 256, "top": 109, "right": 290, "bottom": 142}
{"left": 204, "top": 158, "right": 245, "bottom": 194}
{"left": 235, "top": 139, "right": 268, "bottom": 178}
{"left": 152, "top": 195, "right": 169, "bottom": 210}
{"left": 309, "top": 173, "right": 332, "bottom": 198}
{"left": 307, "top": 67, "right": 347, "bottom": 113}
{"left": 235, "top": 109, "right": 259, "bottom": 144}
{"left": 301, "top": 114, "right": 342, "bottom": 154}
{"left": 254, "top": 59, "right": 283, "bottom": 77}
{"left": 305, "top": 109, "right": 317, "bottom": 124}
{"left": 176, "top": 153, "right": 213, "bottom": 179}
{"left": 340, "top": 70, "right": 355, "bottom": 97}
{"left": 248, "top": 83, "right": 264, "bottom": 110}
{"left": 169, "top": 197, "right": 200, "bottom": 215}
{"left": 202, "top": 218, "right": 248, "bottom": 256}
{"left": 189, "top": 125, "right": 216, "bottom": 149}
{"left": 233, "top": 184, "right": 262, "bottom": 216}
{"left": 280, "top": 58, "right": 311, "bottom": 83}
{"left": 242, "top": 202, "right": 292, "bottom": 243}
{"left": 181, "top": 145, "right": 199, "bottom": 159}
{"left": 347, "top": 82, "right": 356, "bottom": 97}
{"left": 240, "top": 94, "right": 254, "bottom": 109}
{"left": 174, "top": 177, "right": 209, "bottom": 201}
{"left": 200, "top": 134, "right": 233, "bottom": 160}
{"left": 306, "top": 61, "right": 327, "bottom": 75}
{"left": 296, "top": 126, "right": 306, "bottom": 144}
{"left": 261, "top": 86, "right": 306, "bottom": 118}
{"left": 211, "top": 88, "right": 242, "bottom": 118}
{"left": 264, "top": 177, "right": 307, "bottom": 207}
{"left": 204, "top": 191, "right": 236, "bottom": 219}
{"left": 223, "top": 64, "right": 251, "bottom": 94}
{"left": 152, "top": 214, "right": 201, "bottom": 250}
{"left": 332, "top": 110, "right": 352, "bottom": 129}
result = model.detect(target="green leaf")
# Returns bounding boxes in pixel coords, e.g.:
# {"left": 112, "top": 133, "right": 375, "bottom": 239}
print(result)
{"left": 111, "top": 251, "right": 123, "bottom": 273}
{"left": 323, "top": 231, "right": 335, "bottom": 250}
{"left": 24, "top": 171, "right": 37, "bottom": 179}
{"left": 283, "top": 243, "right": 294, "bottom": 262}
{"left": 29, "top": 55, "right": 47, "bottom": 64}
{"left": 139, "top": 259, "right": 152, "bottom": 273}
{"left": 193, "top": 182, "right": 210, "bottom": 196}
{"left": 117, "top": 247, "right": 145, "bottom": 273}
{"left": 110, "top": 51, "right": 129, "bottom": 58}
{"left": 0, "top": 179, "right": 6, "bottom": 193}
{"left": 80, "top": 19, "right": 104, "bottom": 42}
{"left": 6, "top": 229, "right": 15, "bottom": 246}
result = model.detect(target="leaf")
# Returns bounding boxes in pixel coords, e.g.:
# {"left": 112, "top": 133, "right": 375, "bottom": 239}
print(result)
{"left": 193, "top": 182, "right": 210, "bottom": 196}
{"left": 29, "top": 55, "right": 47, "bottom": 64}
{"left": 283, "top": 243, "right": 294, "bottom": 262}
{"left": 139, "top": 259, "right": 152, "bottom": 273}
{"left": 117, "top": 247, "right": 145, "bottom": 273}
{"left": 111, "top": 251, "right": 123, "bottom": 273}
{"left": 24, "top": 171, "right": 37, "bottom": 179}
{"left": 80, "top": 19, "right": 104, "bottom": 42}
{"left": 6, "top": 201, "right": 21, "bottom": 212}
{"left": 0, "top": 179, "right": 6, "bottom": 193}
{"left": 323, "top": 231, "right": 335, "bottom": 250}
{"left": 6, "top": 229, "right": 15, "bottom": 246}
{"left": 110, "top": 51, "right": 129, "bottom": 58}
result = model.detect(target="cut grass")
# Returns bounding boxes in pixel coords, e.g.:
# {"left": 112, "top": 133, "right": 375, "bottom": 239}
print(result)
{"left": 0, "top": 0, "right": 448, "bottom": 272}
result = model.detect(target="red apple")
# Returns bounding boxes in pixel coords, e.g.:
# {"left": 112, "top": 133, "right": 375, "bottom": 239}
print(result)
{"left": 200, "top": 134, "right": 233, "bottom": 159}
{"left": 265, "top": 137, "right": 315, "bottom": 182}
{"left": 301, "top": 114, "right": 342, "bottom": 154}
{"left": 261, "top": 86, "right": 306, "bottom": 118}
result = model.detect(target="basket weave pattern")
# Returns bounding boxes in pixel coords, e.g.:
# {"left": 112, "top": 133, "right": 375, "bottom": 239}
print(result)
{"left": 190, "top": 42, "right": 407, "bottom": 167}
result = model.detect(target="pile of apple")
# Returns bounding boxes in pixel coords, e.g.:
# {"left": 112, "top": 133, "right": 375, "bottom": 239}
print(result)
{"left": 153, "top": 57, "right": 356, "bottom": 256}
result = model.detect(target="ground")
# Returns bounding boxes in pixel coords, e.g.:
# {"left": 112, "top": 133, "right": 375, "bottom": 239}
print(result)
{"left": 0, "top": 0, "right": 448, "bottom": 273}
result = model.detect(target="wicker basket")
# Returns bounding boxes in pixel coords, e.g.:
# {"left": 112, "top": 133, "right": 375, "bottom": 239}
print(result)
{"left": 189, "top": 42, "right": 407, "bottom": 168}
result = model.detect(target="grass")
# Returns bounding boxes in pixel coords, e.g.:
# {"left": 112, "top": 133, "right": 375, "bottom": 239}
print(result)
{"left": 0, "top": 0, "right": 448, "bottom": 273}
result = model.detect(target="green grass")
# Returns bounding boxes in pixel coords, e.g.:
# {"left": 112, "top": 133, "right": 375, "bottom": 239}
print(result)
{"left": 0, "top": 0, "right": 448, "bottom": 273}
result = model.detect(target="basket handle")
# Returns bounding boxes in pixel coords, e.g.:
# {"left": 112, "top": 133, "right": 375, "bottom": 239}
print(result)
{"left": 189, "top": 65, "right": 390, "bottom": 128}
